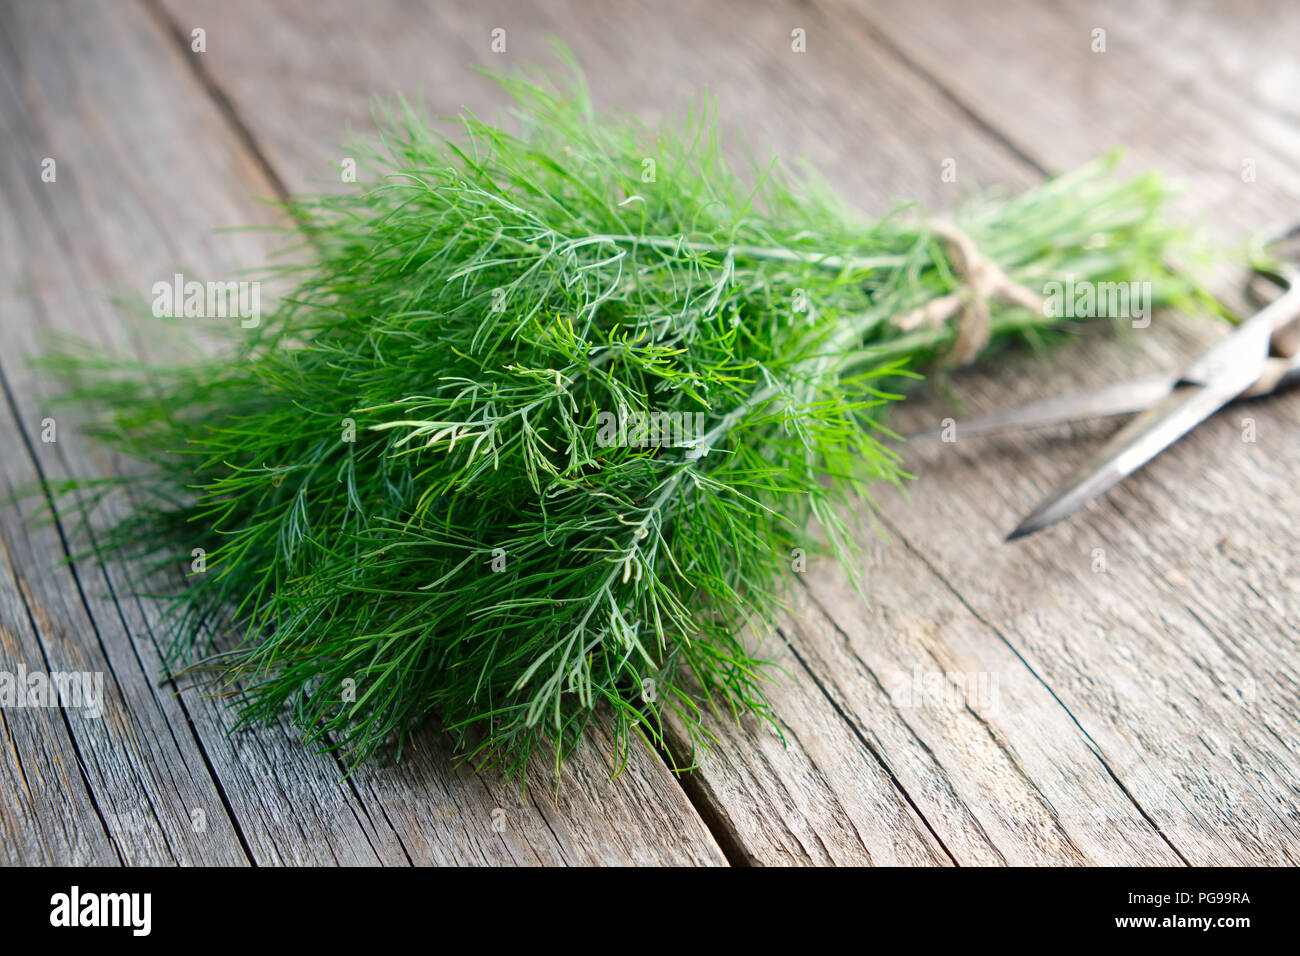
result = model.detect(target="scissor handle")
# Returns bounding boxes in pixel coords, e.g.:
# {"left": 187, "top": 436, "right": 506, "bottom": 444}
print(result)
{"left": 1243, "top": 253, "right": 1300, "bottom": 392}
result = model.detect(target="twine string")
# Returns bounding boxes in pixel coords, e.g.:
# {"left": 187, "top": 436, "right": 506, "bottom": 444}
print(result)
{"left": 891, "top": 221, "right": 1043, "bottom": 366}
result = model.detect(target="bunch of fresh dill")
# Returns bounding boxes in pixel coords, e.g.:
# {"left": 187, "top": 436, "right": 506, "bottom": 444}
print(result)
{"left": 42, "top": 62, "right": 1198, "bottom": 778}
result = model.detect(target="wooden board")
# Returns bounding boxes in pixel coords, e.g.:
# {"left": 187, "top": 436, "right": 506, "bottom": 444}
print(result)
{"left": 2, "top": 0, "right": 1297, "bottom": 865}
{"left": 0, "top": 0, "right": 724, "bottom": 866}
{"left": 829, "top": 0, "right": 1300, "bottom": 866}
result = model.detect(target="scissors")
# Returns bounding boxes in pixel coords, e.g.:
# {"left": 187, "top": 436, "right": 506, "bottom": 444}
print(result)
{"left": 907, "top": 226, "right": 1300, "bottom": 541}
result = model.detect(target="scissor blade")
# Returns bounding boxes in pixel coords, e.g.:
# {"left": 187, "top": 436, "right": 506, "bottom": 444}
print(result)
{"left": 1006, "top": 293, "right": 1285, "bottom": 541}
{"left": 905, "top": 375, "right": 1176, "bottom": 441}
{"left": 1005, "top": 380, "right": 1246, "bottom": 540}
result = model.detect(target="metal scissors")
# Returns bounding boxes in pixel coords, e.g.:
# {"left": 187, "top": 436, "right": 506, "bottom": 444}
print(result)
{"left": 907, "top": 226, "right": 1300, "bottom": 541}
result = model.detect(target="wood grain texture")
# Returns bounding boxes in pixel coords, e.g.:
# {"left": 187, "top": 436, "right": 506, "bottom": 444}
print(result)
{"left": 159, "top": 0, "right": 1270, "bottom": 866}
{"left": 3, "top": 0, "right": 1298, "bottom": 866}
{"left": 825, "top": 0, "right": 1300, "bottom": 864}
{"left": 0, "top": 0, "right": 723, "bottom": 866}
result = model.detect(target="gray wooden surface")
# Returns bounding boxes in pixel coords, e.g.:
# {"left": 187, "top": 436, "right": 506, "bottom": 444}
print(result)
{"left": 1, "top": 0, "right": 1297, "bottom": 865}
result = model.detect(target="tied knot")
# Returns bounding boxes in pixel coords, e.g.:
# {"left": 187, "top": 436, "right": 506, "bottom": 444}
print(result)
{"left": 892, "top": 220, "right": 1043, "bottom": 366}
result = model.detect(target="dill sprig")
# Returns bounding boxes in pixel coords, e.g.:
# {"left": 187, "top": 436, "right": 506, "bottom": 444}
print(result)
{"left": 39, "top": 60, "right": 1199, "bottom": 778}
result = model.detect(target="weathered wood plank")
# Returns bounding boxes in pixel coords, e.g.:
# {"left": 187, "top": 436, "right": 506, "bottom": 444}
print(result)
{"left": 821, "top": 0, "right": 1300, "bottom": 864}
{"left": 664, "top": 618, "right": 955, "bottom": 866}
{"left": 17, "top": 0, "right": 1295, "bottom": 866}
{"left": 0, "top": 525, "right": 123, "bottom": 866}
{"left": 0, "top": 0, "right": 386, "bottom": 865}
{"left": 155, "top": 0, "right": 1041, "bottom": 200}
{"left": 0, "top": 0, "right": 723, "bottom": 865}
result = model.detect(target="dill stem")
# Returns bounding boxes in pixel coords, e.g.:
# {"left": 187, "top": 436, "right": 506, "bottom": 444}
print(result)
{"left": 592, "top": 234, "right": 906, "bottom": 272}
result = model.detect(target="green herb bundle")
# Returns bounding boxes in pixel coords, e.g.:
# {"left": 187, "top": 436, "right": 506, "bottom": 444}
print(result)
{"left": 44, "top": 62, "right": 1197, "bottom": 778}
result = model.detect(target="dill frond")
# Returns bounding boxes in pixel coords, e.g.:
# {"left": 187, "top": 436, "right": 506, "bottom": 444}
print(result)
{"left": 37, "top": 60, "right": 1202, "bottom": 778}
